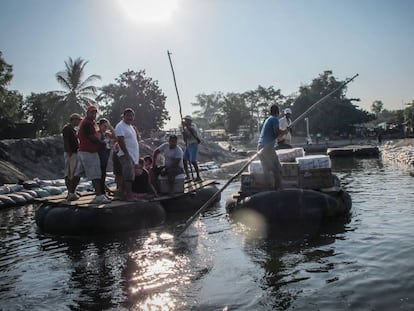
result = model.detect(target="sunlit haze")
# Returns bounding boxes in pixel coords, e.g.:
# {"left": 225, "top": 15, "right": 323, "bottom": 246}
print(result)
{"left": 1, "top": 0, "right": 413, "bottom": 129}
{"left": 117, "top": 0, "right": 179, "bottom": 23}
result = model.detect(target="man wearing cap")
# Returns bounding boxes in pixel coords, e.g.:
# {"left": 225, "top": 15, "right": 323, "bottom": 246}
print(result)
{"left": 115, "top": 108, "right": 140, "bottom": 201}
{"left": 277, "top": 107, "right": 293, "bottom": 148}
{"left": 62, "top": 113, "right": 82, "bottom": 192}
{"left": 67, "top": 105, "right": 111, "bottom": 203}
{"left": 182, "top": 115, "right": 202, "bottom": 182}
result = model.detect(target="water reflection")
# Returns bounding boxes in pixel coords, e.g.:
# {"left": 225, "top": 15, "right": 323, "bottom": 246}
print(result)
{"left": 2, "top": 156, "right": 414, "bottom": 310}
{"left": 236, "top": 216, "right": 350, "bottom": 310}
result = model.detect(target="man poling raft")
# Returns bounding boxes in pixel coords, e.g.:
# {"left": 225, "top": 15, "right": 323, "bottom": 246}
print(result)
{"left": 224, "top": 75, "right": 358, "bottom": 226}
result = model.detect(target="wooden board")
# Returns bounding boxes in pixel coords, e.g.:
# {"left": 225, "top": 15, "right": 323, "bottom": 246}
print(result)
{"left": 35, "top": 179, "right": 219, "bottom": 207}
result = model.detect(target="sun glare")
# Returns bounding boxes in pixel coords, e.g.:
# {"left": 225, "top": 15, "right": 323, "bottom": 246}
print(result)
{"left": 117, "top": 0, "right": 179, "bottom": 23}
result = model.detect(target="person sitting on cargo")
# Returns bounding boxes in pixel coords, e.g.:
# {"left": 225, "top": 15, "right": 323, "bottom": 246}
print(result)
{"left": 257, "top": 104, "right": 287, "bottom": 190}
{"left": 132, "top": 158, "right": 157, "bottom": 198}
{"left": 277, "top": 108, "right": 293, "bottom": 149}
{"left": 152, "top": 135, "right": 184, "bottom": 194}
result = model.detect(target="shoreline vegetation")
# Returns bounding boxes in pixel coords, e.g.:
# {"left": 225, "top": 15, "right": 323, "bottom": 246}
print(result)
{"left": 1, "top": 136, "right": 413, "bottom": 186}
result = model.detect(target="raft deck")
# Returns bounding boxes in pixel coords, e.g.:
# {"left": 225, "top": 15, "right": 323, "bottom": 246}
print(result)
{"left": 35, "top": 179, "right": 218, "bottom": 208}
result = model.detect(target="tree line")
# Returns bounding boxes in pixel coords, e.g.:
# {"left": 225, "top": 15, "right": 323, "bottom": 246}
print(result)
{"left": 1, "top": 51, "right": 412, "bottom": 139}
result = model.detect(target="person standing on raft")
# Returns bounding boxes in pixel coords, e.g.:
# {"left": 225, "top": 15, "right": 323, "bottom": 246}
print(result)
{"left": 277, "top": 107, "right": 293, "bottom": 149}
{"left": 67, "top": 105, "right": 111, "bottom": 203}
{"left": 182, "top": 115, "right": 202, "bottom": 182}
{"left": 62, "top": 113, "right": 82, "bottom": 193}
{"left": 257, "top": 104, "right": 286, "bottom": 190}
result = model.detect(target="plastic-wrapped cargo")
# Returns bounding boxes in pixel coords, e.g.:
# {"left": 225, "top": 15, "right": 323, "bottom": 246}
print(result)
{"left": 248, "top": 160, "right": 263, "bottom": 174}
{"left": 158, "top": 174, "right": 185, "bottom": 193}
{"left": 276, "top": 147, "right": 305, "bottom": 162}
{"left": 296, "top": 155, "right": 331, "bottom": 171}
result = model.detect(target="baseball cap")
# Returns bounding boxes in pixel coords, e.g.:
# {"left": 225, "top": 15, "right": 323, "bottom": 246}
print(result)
{"left": 184, "top": 115, "right": 192, "bottom": 120}
{"left": 87, "top": 105, "right": 98, "bottom": 112}
{"left": 70, "top": 113, "right": 82, "bottom": 120}
{"left": 284, "top": 108, "right": 292, "bottom": 114}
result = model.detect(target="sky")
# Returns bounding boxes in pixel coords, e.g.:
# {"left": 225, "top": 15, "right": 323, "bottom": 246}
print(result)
{"left": 1, "top": 0, "right": 413, "bottom": 129}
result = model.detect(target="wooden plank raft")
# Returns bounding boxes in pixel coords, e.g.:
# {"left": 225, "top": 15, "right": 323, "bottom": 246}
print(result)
{"left": 34, "top": 179, "right": 219, "bottom": 207}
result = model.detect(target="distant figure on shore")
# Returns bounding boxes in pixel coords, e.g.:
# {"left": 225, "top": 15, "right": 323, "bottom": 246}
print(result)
{"left": 62, "top": 113, "right": 82, "bottom": 192}
{"left": 257, "top": 104, "right": 285, "bottom": 190}
{"left": 182, "top": 115, "right": 202, "bottom": 181}
{"left": 378, "top": 132, "right": 382, "bottom": 144}
{"left": 67, "top": 105, "right": 111, "bottom": 204}
{"left": 277, "top": 108, "right": 292, "bottom": 149}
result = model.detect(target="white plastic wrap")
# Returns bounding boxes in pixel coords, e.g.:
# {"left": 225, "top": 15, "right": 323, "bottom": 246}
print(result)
{"left": 296, "top": 155, "right": 332, "bottom": 170}
{"left": 276, "top": 147, "right": 305, "bottom": 162}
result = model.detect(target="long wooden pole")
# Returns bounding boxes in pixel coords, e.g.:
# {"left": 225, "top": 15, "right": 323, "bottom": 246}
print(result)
{"left": 176, "top": 73, "right": 359, "bottom": 236}
{"left": 167, "top": 50, "right": 184, "bottom": 122}
{"left": 176, "top": 148, "right": 263, "bottom": 236}
{"left": 167, "top": 50, "right": 194, "bottom": 178}
{"left": 290, "top": 73, "right": 359, "bottom": 128}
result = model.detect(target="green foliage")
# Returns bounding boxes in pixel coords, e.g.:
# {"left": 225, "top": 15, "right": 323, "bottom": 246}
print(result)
{"left": 0, "top": 52, "right": 23, "bottom": 132}
{"left": 242, "top": 85, "right": 285, "bottom": 134}
{"left": 191, "top": 92, "right": 224, "bottom": 129}
{"left": 56, "top": 57, "right": 101, "bottom": 113}
{"left": 23, "top": 92, "right": 64, "bottom": 136}
{"left": 371, "top": 100, "right": 384, "bottom": 118}
{"left": 97, "top": 70, "right": 169, "bottom": 132}
{"left": 219, "top": 93, "right": 251, "bottom": 133}
{"left": 292, "top": 71, "right": 373, "bottom": 135}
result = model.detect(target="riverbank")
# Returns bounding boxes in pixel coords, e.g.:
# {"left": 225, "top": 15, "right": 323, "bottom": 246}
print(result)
{"left": 0, "top": 136, "right": 243, "bottom": 185}
{"left": 380, "top": 138, "right": 414, "bottom": 167}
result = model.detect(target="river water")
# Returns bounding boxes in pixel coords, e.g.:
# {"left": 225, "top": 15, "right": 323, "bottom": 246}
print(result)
{"left": 1, "top": 157, "right": 414, "bottom": 311}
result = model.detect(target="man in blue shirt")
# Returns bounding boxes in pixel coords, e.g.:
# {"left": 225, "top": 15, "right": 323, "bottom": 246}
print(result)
{"left": 257, "top": 104, "right": 286, "bottom": 189}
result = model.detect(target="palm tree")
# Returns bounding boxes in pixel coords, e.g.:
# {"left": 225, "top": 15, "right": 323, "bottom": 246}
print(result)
{"left": 56, "top": 57, "right": 101, "bottom": 113}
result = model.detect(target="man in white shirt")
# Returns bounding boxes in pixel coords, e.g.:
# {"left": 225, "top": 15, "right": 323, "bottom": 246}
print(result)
{"left": 115, "top": 108, "right": 140, "bottom": 201}
{"left": 277, "top": 108, "right": 293, "bottom": 148}
{"left": 153, "top": 135, "right": 184, "bottom": 193}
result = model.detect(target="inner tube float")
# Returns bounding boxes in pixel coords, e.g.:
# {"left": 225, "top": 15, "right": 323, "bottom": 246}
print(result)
{"left": 226, "top": 188, "right": 351, "bottom": 223}
{"left": 161, "top": 184, "right": 220, "bottom": 214}
{"left": 35, "top": 201, "right": 166, "bottom": 236}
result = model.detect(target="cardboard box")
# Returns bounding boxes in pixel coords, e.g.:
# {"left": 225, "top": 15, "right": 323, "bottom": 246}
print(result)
{"left": 158, "top": 174, "right": 185, "bottom": 194}
{"left": 281, "top": 162, "right": 299, "bottom": 177}
{"left": 241, "top": 172, "right": 274, "bottom": 192}
{"left": 298, "top": 168, "right": 333, "bottom": 189}
{"left": 248, "top": 160, "right": 263, "bottom": 174}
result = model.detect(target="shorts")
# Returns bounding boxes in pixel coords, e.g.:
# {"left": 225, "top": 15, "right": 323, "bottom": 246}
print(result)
{"left": 119, "top": 155, "right": 135, "bottom": 182}
{"left": 75, "top": 151, "right": 102, "bottom": 180}
{"left": 64, "top": 152, "right": 78, "bottom": 179}
{"left": 183, "top": 143, "right": 199, "bottom": 162}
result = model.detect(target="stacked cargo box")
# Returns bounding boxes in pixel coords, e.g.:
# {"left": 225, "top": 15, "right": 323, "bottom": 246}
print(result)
{"left": 242, "top": 148, "right": 333, "bottom": 192}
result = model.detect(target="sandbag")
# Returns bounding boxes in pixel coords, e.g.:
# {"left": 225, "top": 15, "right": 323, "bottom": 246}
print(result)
{"left": 0, "top": 194, "right": 15, "bottom": 207}
{"left": 16, "top": 191, "right": 34, "bottom": 202}
{"left": 32, "top": 188, "right": 51, "bottom": 198}
{"left": 42, "top": 186, "right": 64, "bottom": 196}
{"left": 23, "top": 180, "right": 40, "bottom": 190}
{"left": 20, "top": 189, "right": 38, "bottom": 198}
{"left": 6, "top": 193, "right": 26, "bottom": 205}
